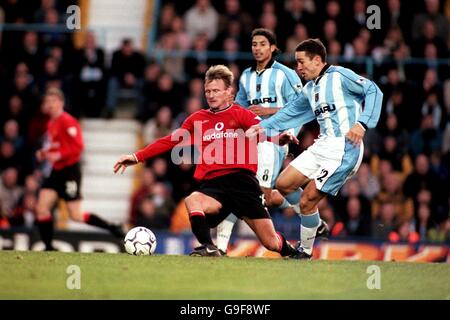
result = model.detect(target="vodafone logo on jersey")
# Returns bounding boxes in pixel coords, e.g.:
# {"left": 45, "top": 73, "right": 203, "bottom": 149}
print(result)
{"left": 215, "top": 122, "right": 224, "bottom": 131}
{"left": 202, "top": 121, "right": 238, "bottom": 141}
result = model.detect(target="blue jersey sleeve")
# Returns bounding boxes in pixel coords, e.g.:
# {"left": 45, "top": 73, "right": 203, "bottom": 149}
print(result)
{"left": 281, "top": 72, "right": 302, "bottom": 106}
{"left": 235, "top": 77, "right": 249, "bottom": 107}
{"left": 340, "top": 69, "right": 383, "bottom": 129}
{"left": 260, "top": 92, "right": 315, "bottom": 132}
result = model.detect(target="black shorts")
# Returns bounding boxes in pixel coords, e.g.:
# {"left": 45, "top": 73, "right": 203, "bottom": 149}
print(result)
{"left": 41, "top": 163, "right": 82, "bottom": 201}
{"left": 198, "top": 170, "right": 270, "bottom": 228}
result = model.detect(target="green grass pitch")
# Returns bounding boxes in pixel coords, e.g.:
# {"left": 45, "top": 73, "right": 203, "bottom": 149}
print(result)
{"left": 1, "top": 250, "right": 449, "bottom": 299}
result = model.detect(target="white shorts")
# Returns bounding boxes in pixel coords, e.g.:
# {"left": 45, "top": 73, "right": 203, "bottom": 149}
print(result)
{"left": 256, "top": 141, "right": 288, "bottom": 188}
{"left": 289, "top": 137, "right": 364, "bottom": 196}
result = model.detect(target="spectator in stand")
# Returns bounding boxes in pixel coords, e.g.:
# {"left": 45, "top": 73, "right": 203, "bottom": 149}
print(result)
{"left": 156, "top": 32, "right": 185, "bottom": 83}
{"left": 286, "top": 23, "right": 309, "bottom": 55}
{"left": 218, "top": 0, "right": 254, "bottom": 35}
{"left": 128, "top": 168, "right": 155, "bottom": 228}
{"left": 143, "top": 106, "right": 174, "bottom": 145}
{"left": 184, "top": 33, "right": 210, "bottom": 79}
{"left": 134, "top": 195, "right": 171, "bottom": 230}
{"left": 0, "top": 167, "right": 23, "bottom": 221}
{"left": 321, "top": 19, "right": 339, "bottom": 50}
{"left": 186, "top": 77, "right": 207, "bottom": 106}
{"left": 388, "top": 220, "right": 420, "bottom": 243}
{"left": 105, "top": 38, "right": 146, "bottom": 119}
{"left": 421, "top": 90, "right": 444, "bottom": 130}
{"left": 37, "top": 56, "right": 63, "bottom": 94}
{"left": 334, "top": 196, "right": 371, "bottom": 238}
{"left": 16, "top": 31, "right": 44, "bottom": 77}
{"left": 136, "top": 62, "right": 161, "bottom": 122}
{"left": 34, "top": 0, "right": 57, "bottom": 23}
{"left": 1, "top": 119, "right": 25, "bottom": 155}
{"left": 372, "top": 201, "right": 397, "bottom": 240}
{"left": 73, "top": 32, "right": 106, "bottom": 118}
{"left": 174, "top": 97, "right": 203, "bottom": 129}
{"left": 412, "top": 0, "right": 449, "bottom": 42}
{"left": 355, "top": 162, "right": 380, "bottom": 201}
{"left": 372, "top": 171, "right": 413, "bottom": 224}
{"left": 279, "top": 0, "right": 317, "bottom": 45}
{"left": 184, "top": 0, "right": 219, "bottom": 42}
{"left": 157, "top": 3, "right": 177, "bottom": 36}
{"left": 403, "top": 154, "right": 446, "bottom": 220}
{"left": 0, "top": 141, "right": 19, "bottom": 171}
{"left": 409, "top": 115, "right": 443, "bottom": 157}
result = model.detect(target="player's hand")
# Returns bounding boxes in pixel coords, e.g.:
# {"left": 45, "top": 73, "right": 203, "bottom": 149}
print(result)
{"left": 345, "top": 123, "right": 365, "bottom": 145}
{"left": 113, "top": 154, "right": 138, "bottom": 174}
{"left": 278, "top": 131, "right": 299, "bottom": 146}
{"left": 245, "top": 124, "right": 265, "bottom": 138}
{"left": 248, "top": 106, "right": 279, "bottom": 117}
{"left": 36, "top": 150, "right": 45, "bottom": 162}
{"left": 45, "top": 152, "right": 61, "bottom": 163}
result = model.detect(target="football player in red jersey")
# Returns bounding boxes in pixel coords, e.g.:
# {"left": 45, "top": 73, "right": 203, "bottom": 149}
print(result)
{"left": 35, "top": 88, "right": 124, "bottom": 251}
{"left": 114, "top": 65, "right": 298, "bottom": 257}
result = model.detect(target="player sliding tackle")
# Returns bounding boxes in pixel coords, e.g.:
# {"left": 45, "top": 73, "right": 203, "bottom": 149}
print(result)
{"left": 247, "top": 39, "right": 383, "bottom": 259}
{"left": 114, "top": 65, "right": 299, "bottom": 257}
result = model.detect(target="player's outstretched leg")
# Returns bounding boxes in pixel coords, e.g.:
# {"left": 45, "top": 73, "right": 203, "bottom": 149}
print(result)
{"left": 244, "top": 217, "right": 297, "bottom": 257}
{"left": 83, "top": 212, "right": 125, "bottom": 238}
{"left": 35, "top": 189, "right": 58, "bottom": 251}
{"left": 66, "top": 200, "right": 125, "bottom": 238}
{"left": 277, "top": 184, "right": 329, "bottom": 241}
{"left": 291, "top": 211, "right": 320, "bottom": 260}
{"left": 36, "top": 215, "right": 54, "bottom": 251}
{"left": 185, "top": 191, "right": 225, "bottom": 257}
{"left": 216, "top": 213, "right": 238, "bottom": 254}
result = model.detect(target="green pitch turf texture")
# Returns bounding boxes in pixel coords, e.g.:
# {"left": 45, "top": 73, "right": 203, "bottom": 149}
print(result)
{"left": 1, "top": 250, "right": 449, "bottom": 299}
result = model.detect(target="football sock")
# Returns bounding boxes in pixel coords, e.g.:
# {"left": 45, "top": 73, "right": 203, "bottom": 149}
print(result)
{"left": 286, "top": 189, "right": 303, "bottom": 214}
{"left": 299, "top": 211, "right": 320, "bottom": 255}
{"left": 83, "top": 212, "right": 112, "bottom": 230}
{"left": 37, "top": 215, "right": 54, "bottom": 251}
{"left": 278, "top": 198, "right": 291, "bottom": 209}
{"left": 189, "top": 211, "right": 213, "bottom": 245}
{"left": 276, "top": 232, "right": 296, "bottom": 256}
{"left": 216, "top": 214, "right": 238, "bottom": 252}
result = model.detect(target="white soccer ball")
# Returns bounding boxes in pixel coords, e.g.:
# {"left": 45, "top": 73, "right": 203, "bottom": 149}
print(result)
{"left": 124, "top": 226, "right": 157, "bottom": 256}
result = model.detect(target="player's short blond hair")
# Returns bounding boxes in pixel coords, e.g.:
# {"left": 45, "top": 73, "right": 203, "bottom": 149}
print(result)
{"left": 44, "top": 87, "right": 65, "bottom": 103}
{"left": 205, "top": 65, "right": 234, "bottom": 88}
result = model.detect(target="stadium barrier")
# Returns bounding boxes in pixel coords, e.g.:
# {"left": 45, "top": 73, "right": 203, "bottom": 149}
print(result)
{"left": 0, "top": 229, "right": 448, "bottom": 263}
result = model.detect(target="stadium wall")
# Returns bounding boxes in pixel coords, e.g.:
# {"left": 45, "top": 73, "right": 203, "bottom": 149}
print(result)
{"left": 0, "top": 229, "right": 448, "bottom": 263}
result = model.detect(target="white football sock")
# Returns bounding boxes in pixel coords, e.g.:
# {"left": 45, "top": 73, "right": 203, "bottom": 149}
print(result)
{"left": 299, "top": 211, "right": 320, "bottom": 255}
{"left": 216, "top": 214, "right": 238, "bottom": 252}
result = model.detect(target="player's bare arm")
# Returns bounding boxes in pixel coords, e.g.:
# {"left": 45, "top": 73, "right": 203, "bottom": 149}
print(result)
{"left": 245, "top": 125, "right": 298, "bottom": 145}
{"left": 248, "top": 105, "right": 280, "bottom": 117}
{"left": 113, "top": 154, "right": 138, "bottom": 174}
{"left": 245, "top": 124, "right": 265, "bottom": 137}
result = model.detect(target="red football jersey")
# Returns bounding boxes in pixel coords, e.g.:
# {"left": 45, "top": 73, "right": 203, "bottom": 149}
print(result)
{"left": 45, "top": 112, "right": 84, "bottom": 170}
{"left": 135, "top": 104, "right": 261, "bottom": 181}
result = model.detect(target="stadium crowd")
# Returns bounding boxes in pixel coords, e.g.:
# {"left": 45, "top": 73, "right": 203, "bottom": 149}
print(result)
{"left": 0, "top": 0, "right": 449, "bottom": 244}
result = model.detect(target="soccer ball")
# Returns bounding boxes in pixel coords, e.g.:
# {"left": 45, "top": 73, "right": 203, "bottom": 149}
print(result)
{"left": 124, "top": 226, "right": 157, "bottom": 256}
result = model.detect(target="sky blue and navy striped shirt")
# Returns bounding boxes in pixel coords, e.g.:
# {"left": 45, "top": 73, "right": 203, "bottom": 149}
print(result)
{"left": 235, "top": 60, "right": 303, "bottom": 134}
{"left": 260, "top": 65, "right": 383, "bottom": 137}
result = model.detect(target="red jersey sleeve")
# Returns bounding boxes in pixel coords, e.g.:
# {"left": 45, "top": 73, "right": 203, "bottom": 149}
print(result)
{"left": 134, "top": 115, "right": 194, "bottom": 162}
{"left": 57, "top": 116, "right": 84, "bottom": 161}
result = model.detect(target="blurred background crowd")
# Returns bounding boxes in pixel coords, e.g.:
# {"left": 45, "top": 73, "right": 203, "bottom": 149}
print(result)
{"left": 0, "top": 0, "right": 449, "bottom": 244}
